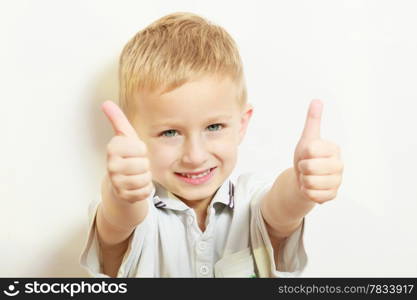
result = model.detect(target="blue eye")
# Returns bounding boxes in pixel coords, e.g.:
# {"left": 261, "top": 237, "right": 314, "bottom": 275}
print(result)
{"left": 207, "top": 124, "right": 223, "bottom": 131}
{"left": 160, "top": 124, "right": 223, "bottom": 137}
{"left": 161, "top": 129, "right": 178, "bottom": 137}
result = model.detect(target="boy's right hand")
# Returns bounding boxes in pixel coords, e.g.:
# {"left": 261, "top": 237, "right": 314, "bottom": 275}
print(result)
{"left": 101, "top": 101, "right": 154, "bottom": 204}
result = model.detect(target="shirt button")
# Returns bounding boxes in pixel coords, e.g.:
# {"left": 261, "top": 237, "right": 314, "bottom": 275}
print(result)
{"left": 199, "top": 264, "right": 210, "bottom": 276}
{"left": 198, "top": 241, "right": 207, "bottom": 251}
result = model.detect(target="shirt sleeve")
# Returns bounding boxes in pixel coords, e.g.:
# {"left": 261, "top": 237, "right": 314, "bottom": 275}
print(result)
{"left": 79, "top": 194, "right": 157, "bottom": 278}
{"left": 249, "top": 173, "right": 308, "bottom": 278}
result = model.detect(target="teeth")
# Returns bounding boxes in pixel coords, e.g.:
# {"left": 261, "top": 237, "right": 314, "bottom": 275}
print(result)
{"left": 181, "top": 169, "right": 211, "bottom": 179}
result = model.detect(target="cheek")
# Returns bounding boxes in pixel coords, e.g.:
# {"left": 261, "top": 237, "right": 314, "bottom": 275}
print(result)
{"left": 210, "top": 136, "right": 238, "bottom": 162}
{"left": 147, "top": 143, "right": 178, "bottom": 173}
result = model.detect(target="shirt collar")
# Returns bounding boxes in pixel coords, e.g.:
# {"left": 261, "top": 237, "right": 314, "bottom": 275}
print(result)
{"left": 151, "top": 178, "right": 235, "bottom": 211}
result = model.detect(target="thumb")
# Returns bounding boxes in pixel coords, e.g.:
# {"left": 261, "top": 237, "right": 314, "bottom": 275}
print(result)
{"left": 101, "top": 101, "right": 137, "bottom": 137}
{"left": 300, "top": 99, "right": 323, "bottom": 141}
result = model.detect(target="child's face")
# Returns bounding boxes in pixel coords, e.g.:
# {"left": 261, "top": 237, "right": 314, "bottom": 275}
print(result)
{"left": 132, "top": 75, "right": 252, "bottom": 204}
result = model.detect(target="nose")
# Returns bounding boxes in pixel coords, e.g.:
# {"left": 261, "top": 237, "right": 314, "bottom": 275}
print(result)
{"left": 181, "top": 135, "right": 209, "bottom": 167}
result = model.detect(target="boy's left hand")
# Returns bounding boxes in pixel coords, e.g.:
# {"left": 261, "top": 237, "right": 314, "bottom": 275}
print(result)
{"left": 293, "top": 99, "right": 344, "bottom": 204}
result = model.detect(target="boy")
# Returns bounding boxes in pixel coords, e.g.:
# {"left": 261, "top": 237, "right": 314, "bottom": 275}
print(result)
{"left": 80, "top": 12, "right": 343, "bottom": 277}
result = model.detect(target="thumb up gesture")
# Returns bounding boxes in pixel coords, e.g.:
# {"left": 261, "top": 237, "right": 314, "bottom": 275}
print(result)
{"left": 293, "top": 100, "right": 343, "bottom": 204}
{"left": 101, "top": 101, "right": 154, "bottom": 203}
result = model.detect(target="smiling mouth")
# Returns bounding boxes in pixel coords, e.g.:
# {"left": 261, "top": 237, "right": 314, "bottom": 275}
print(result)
{"left": 175, "top": 167, "right": 217, "bottom": 179}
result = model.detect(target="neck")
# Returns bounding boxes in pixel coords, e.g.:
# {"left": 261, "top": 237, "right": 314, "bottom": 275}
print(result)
{"left": 177, "top": 194, "right": 212, "bottom": 215}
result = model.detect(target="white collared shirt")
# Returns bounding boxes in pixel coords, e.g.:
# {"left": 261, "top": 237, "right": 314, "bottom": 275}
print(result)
{"left": 79, "top": 172, "right": 307, "bottom": 277}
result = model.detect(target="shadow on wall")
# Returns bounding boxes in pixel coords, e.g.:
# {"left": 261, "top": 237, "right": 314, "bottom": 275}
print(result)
{"left": 86, "top": 57, "right": 120, "bottom": 156}
{"left": 40, "top": 59, "right": 119, "bottom": 277}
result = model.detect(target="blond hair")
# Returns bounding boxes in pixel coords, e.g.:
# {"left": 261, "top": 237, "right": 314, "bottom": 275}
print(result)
{"left": 118, "top": 12, "right": 247, "bottom": 122}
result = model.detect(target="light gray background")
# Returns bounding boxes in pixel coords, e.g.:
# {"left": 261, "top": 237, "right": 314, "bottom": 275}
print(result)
{"left": 1, "top": 0, "right": 416, "bottom": 276}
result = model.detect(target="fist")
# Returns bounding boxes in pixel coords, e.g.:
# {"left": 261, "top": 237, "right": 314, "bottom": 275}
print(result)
{"left": 102, "top": 101, "right": 154, "bottom": 203}
{"left": 293, "top": 99, "right": 344, "bottom": 204}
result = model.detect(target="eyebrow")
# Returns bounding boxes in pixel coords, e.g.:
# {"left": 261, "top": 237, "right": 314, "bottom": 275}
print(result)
{"left": 152, "top": 115, "right": 232, "bottom": 128}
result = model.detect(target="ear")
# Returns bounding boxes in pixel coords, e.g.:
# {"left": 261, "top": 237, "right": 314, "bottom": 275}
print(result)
{"left": 238, "top": 103, "right": 254, "bottom": 145}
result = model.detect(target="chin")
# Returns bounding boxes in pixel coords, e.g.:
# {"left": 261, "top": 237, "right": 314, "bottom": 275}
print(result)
{"left": 173, "top": 186, "right": 216, "bottom": 202}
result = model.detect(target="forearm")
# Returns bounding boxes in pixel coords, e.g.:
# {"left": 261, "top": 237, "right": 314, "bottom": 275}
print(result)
{"left": 261, "top": 167, "right": 315, "bottom": 240}
{"left": 97, "top": 174, "right": 149, "bottom": 247}
{"left": 95, "top": 175, "right": 149, "bottom": 277}
{"left": 96, "top": 211, "right": 132, "bottom": 277}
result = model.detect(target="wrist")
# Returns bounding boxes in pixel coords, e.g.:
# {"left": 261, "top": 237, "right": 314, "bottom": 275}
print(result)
{"left": 289, "top": 167, "right": 310, "bottom": 204}
{"left": 100, "top": 174, "right": 148, "bottom": 230}
{"left": 286, "top": 167, "right": 316, "bottom": 219}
